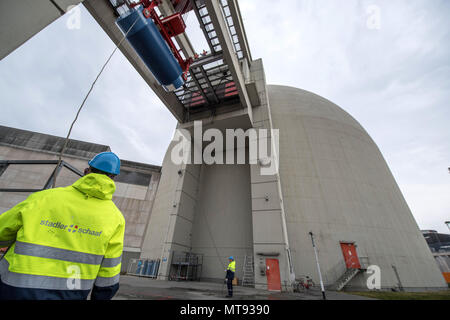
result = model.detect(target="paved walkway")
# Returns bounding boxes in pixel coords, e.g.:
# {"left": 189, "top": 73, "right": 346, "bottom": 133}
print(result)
{"left": 114, "top": 275, "right": 374, "bottom": 300}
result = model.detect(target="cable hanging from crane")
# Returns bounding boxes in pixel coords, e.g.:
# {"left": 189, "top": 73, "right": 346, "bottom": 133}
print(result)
{"left": 53, "top": 16, "right": 140, "bottom": 188}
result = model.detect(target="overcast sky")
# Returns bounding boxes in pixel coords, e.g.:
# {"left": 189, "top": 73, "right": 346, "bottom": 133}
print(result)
{"left": 0, "top": 0, "right": 449, "bottom": 233}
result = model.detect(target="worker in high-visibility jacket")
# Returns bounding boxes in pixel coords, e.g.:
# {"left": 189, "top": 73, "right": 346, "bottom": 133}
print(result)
{"left": 0, "top": 152, "right": 125, "bottom": 300}
{"left": 225, "top": 256, "right": 236, "bottom": 298}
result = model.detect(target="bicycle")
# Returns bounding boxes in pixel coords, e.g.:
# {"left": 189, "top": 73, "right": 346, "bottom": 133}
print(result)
{"left": 293, "top": 275, "right": 315, "bottom": 292}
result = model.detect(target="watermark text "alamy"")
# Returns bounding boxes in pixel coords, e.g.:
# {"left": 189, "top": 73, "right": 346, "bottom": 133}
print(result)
{"left": 171, "top": 121, "right": 279, "bottom": 175}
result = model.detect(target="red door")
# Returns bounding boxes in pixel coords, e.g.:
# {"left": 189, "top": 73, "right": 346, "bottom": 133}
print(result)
{"left": 340, "top": 243, "right": 361, "bottom": 269}
{"left": 266, "top": 259, "right": 281, "bottom": 291}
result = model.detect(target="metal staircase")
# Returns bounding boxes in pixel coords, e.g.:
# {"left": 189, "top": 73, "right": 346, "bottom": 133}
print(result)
{"left": 327, "top": 256, "right": 370, "bottom": 291}
{"left": 242, "top": 255, "right": 255, "bottom": 287}
{"left": 332, "top": 268, "right": 361, "bottom": 291}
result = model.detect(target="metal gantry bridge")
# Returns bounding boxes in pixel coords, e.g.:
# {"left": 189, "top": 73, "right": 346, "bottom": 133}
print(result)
{"left": 0, "top": 0, "right": 257, "bottom": 123}
{"left": 85, "top": 0, "right": 256, "bottom": 122}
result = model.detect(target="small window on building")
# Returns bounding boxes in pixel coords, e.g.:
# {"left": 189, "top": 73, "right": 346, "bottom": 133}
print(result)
{"left": 115, "top": 169, "right": 152, "bottom": 186}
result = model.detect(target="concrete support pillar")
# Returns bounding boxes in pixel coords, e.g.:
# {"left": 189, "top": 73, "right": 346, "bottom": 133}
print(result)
{"left": 249, "top": 59, "right": 293, "bottom": 291}
{"left": 140, "top": 139, "right": 201, "bottom": 279}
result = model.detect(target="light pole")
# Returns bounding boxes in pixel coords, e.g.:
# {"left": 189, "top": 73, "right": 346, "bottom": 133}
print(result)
{"left": 309, "top": 231, "right": 326, "bottom": 300}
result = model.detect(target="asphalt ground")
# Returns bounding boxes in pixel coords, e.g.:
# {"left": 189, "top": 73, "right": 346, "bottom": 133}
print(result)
{"left": 114, "top": 275, "right": 374, "bottom": 300}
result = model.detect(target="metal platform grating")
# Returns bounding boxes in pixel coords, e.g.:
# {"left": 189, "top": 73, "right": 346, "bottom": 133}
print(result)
{"left": 219, "top": 0, "right": 244, "bottom": 60}
{"left": 173, "top": 54, "right": 239, "bottom": 115}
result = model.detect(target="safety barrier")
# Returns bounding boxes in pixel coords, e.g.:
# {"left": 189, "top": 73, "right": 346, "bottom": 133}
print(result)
{"left": 127, "top": 258, "right": 160, "bottom": 278}
{"left": 169, "top": 251, "right": 203, "bottom": 281}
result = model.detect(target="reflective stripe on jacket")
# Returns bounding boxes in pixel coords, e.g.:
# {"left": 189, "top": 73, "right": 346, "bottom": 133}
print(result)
{"left": 0, "top": 173, "right": 125, "bottom": 299}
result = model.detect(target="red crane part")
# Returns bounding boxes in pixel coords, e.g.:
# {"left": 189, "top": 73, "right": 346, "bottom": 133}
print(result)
{"left": 161, "top": 13, "right": 186, "bottom": 37}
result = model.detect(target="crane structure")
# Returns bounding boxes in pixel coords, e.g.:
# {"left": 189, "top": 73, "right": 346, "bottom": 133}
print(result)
{"left": 87, "top": 0, "right": 259, "bottom": 124}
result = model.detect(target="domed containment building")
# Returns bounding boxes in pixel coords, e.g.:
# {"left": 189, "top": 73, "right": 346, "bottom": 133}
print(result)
{"left": 266, "top": 85, "right": 447, "bottom": 290}
{"left": 140, "top": 59, "right": 446, "bottom": 291}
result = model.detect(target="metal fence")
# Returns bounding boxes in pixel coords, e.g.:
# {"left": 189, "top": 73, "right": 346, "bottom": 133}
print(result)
{"left": 127, "top": 258, "right": 160, "bottom": 278}
{"left": 0, "top": 160, "right": 83, "bottom": 192}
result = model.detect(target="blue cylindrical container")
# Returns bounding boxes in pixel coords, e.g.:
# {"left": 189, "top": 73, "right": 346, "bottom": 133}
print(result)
{"left": 116, "top": 6, "right": 184, "bottom": 91}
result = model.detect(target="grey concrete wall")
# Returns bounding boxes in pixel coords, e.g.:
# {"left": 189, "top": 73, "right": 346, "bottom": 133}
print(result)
{"left": 0, "top": 127, "right": 161, "bottom": 267}
{"left": 0, "top": 126, "right": 110, "bottom": 159}
{"left": 267, "top": 85, "right": 447, "bottom": 290}
{"left": 249, "top": 59, "right": 292, "bottom": 290}
{"left": 140, "top": 140, "right": 197, "bottom": 278}
{"left": 190, "top": 163, "right": 253, "bottom": 282}
{"left": 140, "top": 138, "right": 254, "bottom": 283}
{"left": 112, "top": 164, "right": 161, "bottom": 251}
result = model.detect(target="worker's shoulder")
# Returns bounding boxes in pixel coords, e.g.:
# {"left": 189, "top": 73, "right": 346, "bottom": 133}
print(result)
{"left": 108, "top": 200, "right": 125, "bottom": 224}
{"left": 101, "top": 200, "right": 125, "bottom": 224}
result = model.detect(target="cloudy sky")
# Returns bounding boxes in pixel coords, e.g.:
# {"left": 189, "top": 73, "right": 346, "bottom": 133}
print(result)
{"left": 0, "top": 0, "right": 449, "bottom": 233}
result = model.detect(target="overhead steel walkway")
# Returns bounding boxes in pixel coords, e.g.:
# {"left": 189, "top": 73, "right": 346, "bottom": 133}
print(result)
{"left": 86, "top": 0, "right": 257, "bottom": 123}
{"left": 0, "top": 0, "right": 260, "bottom": 123}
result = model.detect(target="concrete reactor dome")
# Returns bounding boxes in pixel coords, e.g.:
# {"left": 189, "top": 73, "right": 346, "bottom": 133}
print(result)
{"left": 267, "top": 85, "right": 446, "bottom": 290}
{"left": 140, "top": 78, "right": 446, "bottom": 291}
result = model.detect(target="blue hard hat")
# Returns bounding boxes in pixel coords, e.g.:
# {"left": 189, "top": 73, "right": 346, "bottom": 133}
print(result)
{"left": 88, "top": 152, "right": 121, "bottom": 175}
{"left": 229, "top": 256, "right": 234, "bottom": 260}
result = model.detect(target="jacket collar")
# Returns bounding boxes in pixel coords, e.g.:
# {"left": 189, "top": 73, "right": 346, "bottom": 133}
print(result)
{"left": 72, "top": 173, "right": 116, "bottom": 200}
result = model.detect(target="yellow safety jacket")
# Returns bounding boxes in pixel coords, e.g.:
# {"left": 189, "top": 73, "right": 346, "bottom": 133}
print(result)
{"left": 0, "top": 173, "right": 125, "bottom": 296}
{"left": 227, "top": 261, "right": 236, "bottom": 273}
